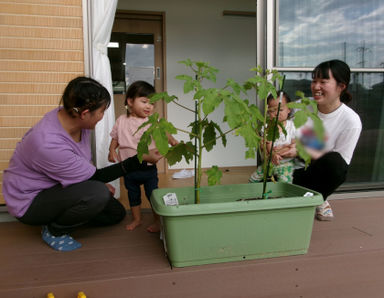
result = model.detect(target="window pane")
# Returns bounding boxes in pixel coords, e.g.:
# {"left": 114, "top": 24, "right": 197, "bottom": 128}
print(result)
{"left": 108, "top": 33, "right": 154, "bottom": 94}
{"left": 282, "top": 71, "right": 384, "bottom": 189}
{"left": 277, "top": 0, "right": 384, "bottom": 68}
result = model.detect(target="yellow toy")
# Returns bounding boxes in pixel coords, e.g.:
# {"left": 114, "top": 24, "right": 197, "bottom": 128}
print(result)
{"left": 46, "top": 291, "right": 86, "bottom": 298}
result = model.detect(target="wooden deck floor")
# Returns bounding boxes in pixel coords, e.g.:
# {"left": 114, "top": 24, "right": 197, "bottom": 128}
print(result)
{"left": 1, "top": 169, "right": 384, "bottom": 298}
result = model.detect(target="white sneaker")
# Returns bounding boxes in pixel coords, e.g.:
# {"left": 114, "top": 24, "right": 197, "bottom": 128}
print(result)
{"left": 172, "top": 169, "right": 194, "bottom": 179}
{"left": 316, "top": 200, "right": 334, "bottom": 221}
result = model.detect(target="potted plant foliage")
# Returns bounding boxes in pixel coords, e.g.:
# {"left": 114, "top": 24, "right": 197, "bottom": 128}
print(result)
{"left": 137, "top": 59, "right": 324, "bottom": 267}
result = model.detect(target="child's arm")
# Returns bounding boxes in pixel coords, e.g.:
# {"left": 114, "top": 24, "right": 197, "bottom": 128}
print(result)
{"left": 108, "top": 138, "right": 120, "bottom": 163}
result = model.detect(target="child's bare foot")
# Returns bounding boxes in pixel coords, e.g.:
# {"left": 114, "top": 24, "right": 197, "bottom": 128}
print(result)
{"left": 126, "top": 205, "right": 142, "bottom": 231}
{"left": 126, "top": 220, "right": 142, "bottom": 231}
{"left": 146, "top": 221, "right": 160, "bottom": 233}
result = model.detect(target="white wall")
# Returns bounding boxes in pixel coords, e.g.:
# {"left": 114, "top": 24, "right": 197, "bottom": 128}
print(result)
{"left": 118, "top": 0, "right": 257, "bottom": 169}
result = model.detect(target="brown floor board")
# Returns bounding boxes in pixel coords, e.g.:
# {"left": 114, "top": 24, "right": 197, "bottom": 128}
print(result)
{"left": 1, "top": 168, "right": 384, "bottom": 297}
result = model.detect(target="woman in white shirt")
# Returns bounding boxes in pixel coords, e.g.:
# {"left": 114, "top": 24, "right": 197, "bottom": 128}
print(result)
{"left": 293, "top": 60, "right": 362, "bottom": 221}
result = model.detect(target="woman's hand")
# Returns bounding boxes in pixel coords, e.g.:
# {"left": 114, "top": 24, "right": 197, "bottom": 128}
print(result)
{"left": 275, "top": 143, "right": 297, "bottom": 158}
{"left": 142, "top": 149, "right": 163, "bottom": 164}
{"left": 303, "top": 146, "right": 325, "bottom": 160}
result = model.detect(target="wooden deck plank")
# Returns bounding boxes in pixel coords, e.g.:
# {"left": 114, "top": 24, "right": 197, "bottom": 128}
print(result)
{"left": 1, "top": 169, "right": 384, "bottom": 297}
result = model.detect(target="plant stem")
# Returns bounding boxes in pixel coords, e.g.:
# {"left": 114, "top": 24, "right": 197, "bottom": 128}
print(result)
{"left": 194, "top": 72, "right": 203, "bottom": 204}
{"left": 194, "top": 100, "right": 198, "bottom": 204}
{"left": 172, "top": 100, "right": 196, "bottom": 113}
{"left": 262, "top": 75, "right": 285, "bottom": 199}
{"left": 196, "top": 94, "right": 203, "bottom": 204}
{"left": 175, "top": 127, "right": 198, "bottom": 137}
{"left": 261, "top": 83, "right": 269, "bottom": 192}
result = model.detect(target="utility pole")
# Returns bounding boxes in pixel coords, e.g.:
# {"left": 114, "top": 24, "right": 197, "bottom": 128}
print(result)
{"left": 342, "top": 41, "right": 347, "bottom": 62}
{"left": 357, "top": 40, "right": 370, "bottom": 86}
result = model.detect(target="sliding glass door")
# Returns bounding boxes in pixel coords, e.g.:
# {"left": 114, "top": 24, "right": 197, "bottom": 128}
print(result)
{"left": 261, "top": 0, "right": 384, "bottom": 190}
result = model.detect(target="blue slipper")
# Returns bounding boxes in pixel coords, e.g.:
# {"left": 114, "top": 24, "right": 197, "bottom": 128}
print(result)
{"left": 41, "top": 226, "right": 82, "bottom": 251}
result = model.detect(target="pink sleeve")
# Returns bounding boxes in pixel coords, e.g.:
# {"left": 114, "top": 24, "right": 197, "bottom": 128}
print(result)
{"left": 110, "top": 117, "right": 120, "bottom": 140}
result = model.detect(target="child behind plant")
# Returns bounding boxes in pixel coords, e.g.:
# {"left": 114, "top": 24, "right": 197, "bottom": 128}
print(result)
{"left": 249, "top": 91, "right": 298, "bottom": 184}
{"left": 108, "top": 81, "right": 177, "bottom": 232}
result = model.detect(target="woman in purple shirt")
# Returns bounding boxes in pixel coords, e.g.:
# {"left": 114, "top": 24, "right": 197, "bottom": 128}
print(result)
{"left": 2, "top": 77, "right": 161, "bottom": 251}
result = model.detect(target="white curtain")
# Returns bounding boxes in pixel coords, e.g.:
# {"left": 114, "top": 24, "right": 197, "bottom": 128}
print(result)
{"left": 90, "top": 0, "right": 120, "bottom": 197}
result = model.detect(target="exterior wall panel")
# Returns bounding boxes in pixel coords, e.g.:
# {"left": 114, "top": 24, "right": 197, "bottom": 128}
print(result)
{"left": 0, "top": 0, "right": 85, "bottom": 204}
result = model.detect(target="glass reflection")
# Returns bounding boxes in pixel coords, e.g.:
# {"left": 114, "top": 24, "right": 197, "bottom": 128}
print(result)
{"left": 125, "top": 43, "right": 155, "bottom": 88}
{"left": 277, "top": 0, "right": 384, "bottom": 68}
{"left": 108, "top": 33, "right": 154, "bottom": 94}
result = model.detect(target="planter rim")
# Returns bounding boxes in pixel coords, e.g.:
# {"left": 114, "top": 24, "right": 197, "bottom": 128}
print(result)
{"left": 151, "top": 182, "right": 323, "bottom": 217}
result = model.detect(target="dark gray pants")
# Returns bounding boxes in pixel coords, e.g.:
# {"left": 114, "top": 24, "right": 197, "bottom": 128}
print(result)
{"left": 18, "top": 180, "right": 126, "bottom": 236}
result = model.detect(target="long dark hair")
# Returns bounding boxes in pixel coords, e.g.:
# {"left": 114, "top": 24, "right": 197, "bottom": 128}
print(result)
{"left": 312, "top": 60, "right": 352, "bottom": 104}
{"left": 60, "top": 76, "right": 111, "bottom": 117}
{"left": 125, "top": 81, "right": 155, "bottom": 116}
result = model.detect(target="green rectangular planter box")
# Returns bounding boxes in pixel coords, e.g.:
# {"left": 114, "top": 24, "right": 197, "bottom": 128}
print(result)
{"left": 151, "top": 182, "right": 323, "bottom": 267}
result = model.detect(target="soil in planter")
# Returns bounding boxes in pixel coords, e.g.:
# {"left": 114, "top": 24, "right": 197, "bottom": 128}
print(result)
{"left": 236, "top": 196, "right": 283, "bottom": 201}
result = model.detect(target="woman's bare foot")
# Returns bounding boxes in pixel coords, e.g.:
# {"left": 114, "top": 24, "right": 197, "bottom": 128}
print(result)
{"left": 126, "top": 219, "right": 142, "bottom": 231}
{"left": 146, "top": 221, "right": 160, "bottom": 233}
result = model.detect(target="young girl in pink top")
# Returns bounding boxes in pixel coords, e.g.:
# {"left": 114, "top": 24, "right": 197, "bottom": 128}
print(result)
{"left": 109, "top": 81, "right": 177, "bottom": 232}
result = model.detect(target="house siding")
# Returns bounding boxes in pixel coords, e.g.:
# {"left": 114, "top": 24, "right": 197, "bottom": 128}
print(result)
{"left": 0, "top": 0, "right": 85, "bottom": 204}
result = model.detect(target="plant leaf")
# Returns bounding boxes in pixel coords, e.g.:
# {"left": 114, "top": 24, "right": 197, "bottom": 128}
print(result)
{"left": 206, "top": 165, "right": 223, "bottom": 186}
{"left": 176, "top": 75, "right": 195, "bottom": 93}
{"left": 203, "top": 121, "right": 216, "bottom": 152}
{"left": 178, "top": 59, "right": 193, "bottom": 67}
{"left": 202, "top": 88, "right": 222, "bottom": 115}
{"left": 136, "top": 114, "right": 177, "bottom": 160}
{"left": 293, "top": 110, "right": 308, "bottom": 128}
{"left": 150, "top": 92, "right": 178, "bottom": 104}
{"left": 165, "top": 141, "right": 195, "bottom": 165}
{"left": 226, "top": 79, "right": 244, "bottom": 95}
{"left": 296, "top": 140, "right": 311, "bottom": 167}
{"left": 308, "top": 113, "right": 325, "bottom": 139}
{"left": 212, "top": 122, "right": 227, "bottom": 147}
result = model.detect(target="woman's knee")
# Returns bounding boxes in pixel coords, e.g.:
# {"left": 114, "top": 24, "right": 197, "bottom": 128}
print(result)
{"left": 318, "top": 152, "right": 348, "bottom": 181}
{"left": 80, "top": 180, "right": 111, "bottom": 209}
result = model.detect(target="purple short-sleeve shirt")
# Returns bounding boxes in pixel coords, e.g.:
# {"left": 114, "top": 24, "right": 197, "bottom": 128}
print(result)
{"left": 2, "top": 108, "right": 96, "bottom": 217}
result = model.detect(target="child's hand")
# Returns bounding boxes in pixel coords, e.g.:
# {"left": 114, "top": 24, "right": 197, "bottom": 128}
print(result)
{"left": 169, "top": 137, "right": 178, "bottom": 146}
{"left": 167, "top": 133, "right": 179, "bottom": 146}
{"left": 108, "top": 150, "right": 119, "bottom": 163}
{"left": 271, "top": 152, "right": 282, "bottom": 165}
{"left": 142, "top": 148, "right": 163, "bottom": 164}
{"left": 108, "top": 138, "right": 120, "bottom": 163}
